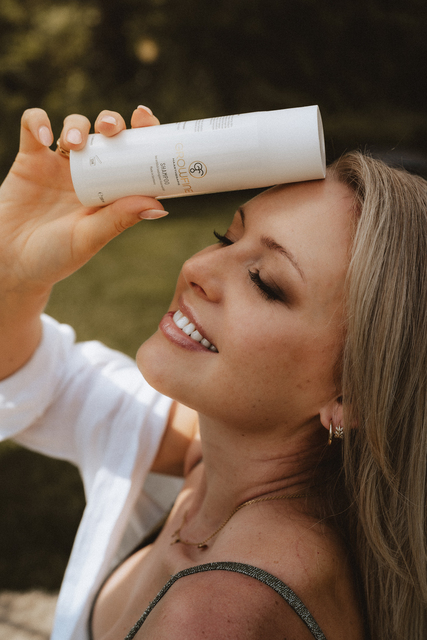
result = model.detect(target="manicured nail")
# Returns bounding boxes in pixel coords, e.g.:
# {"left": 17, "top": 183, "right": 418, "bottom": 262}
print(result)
{"left": 137, "top": 105, "right": 153, "bottom": 116}
{"left": 100, "top": 115, "right": 118, "bottom": 125}
{"left": 38, "top": 126, "right": 53, "bottom": 147}
{"left": 139, "top": 209, "right": 169, "bottom": 219}
{"left": 66, "top": 128, "right": 82, "bottom": 145}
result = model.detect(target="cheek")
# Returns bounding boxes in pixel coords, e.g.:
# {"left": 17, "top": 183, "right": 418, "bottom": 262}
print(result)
{"left": 221, "top": 315, "right": 340, "bottom": 410}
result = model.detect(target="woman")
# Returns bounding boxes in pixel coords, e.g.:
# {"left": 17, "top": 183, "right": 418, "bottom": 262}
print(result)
{"left": 1, "top": 107, "right": 426, "bottom": 639}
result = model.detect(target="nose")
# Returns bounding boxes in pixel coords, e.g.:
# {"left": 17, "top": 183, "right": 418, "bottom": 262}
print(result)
{"left": 181, "top": 245, "right": 224, "bottom": 303}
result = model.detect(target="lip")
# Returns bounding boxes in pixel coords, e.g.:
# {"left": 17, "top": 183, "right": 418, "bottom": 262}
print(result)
{"left": 159, "top": 311, "right": 217, "bottom": 353}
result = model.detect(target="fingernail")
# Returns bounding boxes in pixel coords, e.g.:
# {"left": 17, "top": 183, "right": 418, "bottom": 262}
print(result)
{"left": 38, "top": 126, "right": 53, "bottom": 147}
{"left": 66, "top": 128, "right": 82, "bottom": 145}
{"left": 100, "top": 115, "right": 118, "bottom": 125}
{"left": 137, "top": 105, "right": 154, "bottom": 116}
{"left": 139, "top": 209, "right": 169, "bottom": 220}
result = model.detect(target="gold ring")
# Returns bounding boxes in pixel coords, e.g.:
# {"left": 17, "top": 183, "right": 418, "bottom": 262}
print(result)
{"left": 56, "top": 139, "right": 70, "bottom": 158}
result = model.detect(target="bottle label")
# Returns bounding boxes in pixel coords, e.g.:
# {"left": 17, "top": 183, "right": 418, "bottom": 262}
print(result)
{"left": 148, "top": 114, "right": 256, "bottom": 197}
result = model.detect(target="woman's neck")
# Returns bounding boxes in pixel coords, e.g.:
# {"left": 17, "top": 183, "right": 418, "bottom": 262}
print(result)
{"left": 182, "top": 414, "right": 327, "bottom": 534}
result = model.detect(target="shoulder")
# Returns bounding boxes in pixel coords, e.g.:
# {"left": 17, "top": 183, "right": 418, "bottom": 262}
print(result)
{"left": 272, "top": 520, "right": 365, "bottom": 639}
{"left": 139, "top": 519, "right": 365, "bottom": 640}
{"left": 214, "top": 510, "right": 365, "bottom": 639}
{"left": 139, "top": 563, "right": 316, "bottom": 639}
{"left": 217, "top": 501, "right": 346, "bottom": 589}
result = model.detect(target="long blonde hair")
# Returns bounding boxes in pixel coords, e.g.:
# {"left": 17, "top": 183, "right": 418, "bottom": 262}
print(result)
{"left": 331, "top": 152, "right": 427, "bottom": 639}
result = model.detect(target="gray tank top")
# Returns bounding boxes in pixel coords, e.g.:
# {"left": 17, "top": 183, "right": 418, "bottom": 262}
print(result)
{"left": 123, "top": 561, "right": 327, "bottom": 640}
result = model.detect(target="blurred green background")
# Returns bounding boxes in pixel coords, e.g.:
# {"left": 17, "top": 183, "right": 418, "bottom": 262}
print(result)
{"left": 0, "top": 0, "right": 426, "bottom": 591}
{"left": 0, "top": 191, "right": 246, "bottom": 590}
{"left": 1, "top": 0, "right": 426, "bottom": 180}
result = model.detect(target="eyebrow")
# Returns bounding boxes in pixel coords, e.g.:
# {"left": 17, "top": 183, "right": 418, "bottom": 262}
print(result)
{"left": 238, "top": 207, "right": 306, "bottom": 282}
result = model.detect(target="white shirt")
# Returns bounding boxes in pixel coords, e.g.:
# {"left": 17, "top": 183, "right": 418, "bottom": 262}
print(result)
{"left": 0, "top": 315, "right": 177, "bottom": 640}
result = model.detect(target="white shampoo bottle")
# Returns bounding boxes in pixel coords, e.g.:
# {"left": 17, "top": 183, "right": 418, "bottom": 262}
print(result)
{"left": 70, "top": 105, "right": 326, "bottom": 206}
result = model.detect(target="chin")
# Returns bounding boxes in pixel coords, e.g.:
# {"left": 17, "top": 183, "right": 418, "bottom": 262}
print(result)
{"left": 136, "top": 330, "right": 167, "bottom": 389}
{"left": 136, "top": 329, "right": 189, "bottom": 406}
{"left": 136, "top": 328, "right": 220, "bottom": 419}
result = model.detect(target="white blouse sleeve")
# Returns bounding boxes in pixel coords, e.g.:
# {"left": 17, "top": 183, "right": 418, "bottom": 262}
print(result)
{"left": 0, "top": 314, "right": 173, "bottom": 495}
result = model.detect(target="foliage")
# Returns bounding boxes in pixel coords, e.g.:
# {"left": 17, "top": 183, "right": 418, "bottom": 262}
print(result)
{"left": 0, "top": 0, "right": 426, "bottom": 179}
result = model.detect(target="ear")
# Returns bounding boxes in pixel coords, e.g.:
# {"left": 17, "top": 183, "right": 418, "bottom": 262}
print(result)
{"left": 319, "top": 395, "right": 344, "bottom": 433}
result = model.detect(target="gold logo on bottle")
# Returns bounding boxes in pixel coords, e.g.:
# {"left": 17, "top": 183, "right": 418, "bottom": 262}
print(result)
{"left": 189, "top": 161, "right": 207, "bottom": 178}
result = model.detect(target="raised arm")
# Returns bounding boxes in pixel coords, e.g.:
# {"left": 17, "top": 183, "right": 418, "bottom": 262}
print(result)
{"left": 0, "top": 107, "right": 166, "bottom": 379}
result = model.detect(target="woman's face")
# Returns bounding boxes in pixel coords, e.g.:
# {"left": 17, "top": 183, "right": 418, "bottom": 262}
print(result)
{"left": 137, "top": 177, "right": 354, "bottom": 433}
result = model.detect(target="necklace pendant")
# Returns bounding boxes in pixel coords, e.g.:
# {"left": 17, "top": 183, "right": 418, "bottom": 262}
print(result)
{"left": 197, "top": 543, "right": 208, "bottom": 549}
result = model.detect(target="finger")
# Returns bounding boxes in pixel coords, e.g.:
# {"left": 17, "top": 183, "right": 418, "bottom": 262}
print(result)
{"left": 57, "top": 114, "right": 92, "bottom": 156}
{"left": 94, "top": 110, "right": 127, "bottom": 136}
{"left": 81, "top": 196, "right": 168, "bottom": 251}
{"left": 130, "top": 105, "right": 160, "bottom": 129}
{"left": 20, "top": 108, "right": 54, "bottom": 153}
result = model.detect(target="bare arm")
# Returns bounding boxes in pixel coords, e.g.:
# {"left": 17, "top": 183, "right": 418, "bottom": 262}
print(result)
{"left": 151, "top": 402, "right": 201, "bottom": 476}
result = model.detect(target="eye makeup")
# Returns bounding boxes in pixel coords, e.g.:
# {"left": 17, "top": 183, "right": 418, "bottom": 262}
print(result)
{"left": 213, "top": 230, "right": 288, "bottom": 303}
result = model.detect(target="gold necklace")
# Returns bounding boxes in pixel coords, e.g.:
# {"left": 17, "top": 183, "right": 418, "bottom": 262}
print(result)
{"left": 170, "top": 491, "right": 311, "bottom": 549}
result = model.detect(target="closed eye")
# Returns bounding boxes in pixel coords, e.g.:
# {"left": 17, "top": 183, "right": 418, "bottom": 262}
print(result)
{"left": 248, "top": 269, "right": 286, "bottom": 303}
{"left": 214, "top": 231, "right": 287, "bottom": 303}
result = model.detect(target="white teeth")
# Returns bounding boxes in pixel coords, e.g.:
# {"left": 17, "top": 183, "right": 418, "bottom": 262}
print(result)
{"left": 176, "top": 318, "right": 189, "bottom": 330}
{"left": 182, "top": 322, "right": 196, "bottom": 335}
{"left": 172, "top": 310, "right": 217, "bottom": 352}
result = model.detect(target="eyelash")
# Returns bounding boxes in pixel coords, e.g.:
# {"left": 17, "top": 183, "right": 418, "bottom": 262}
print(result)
{"left": 248, "top": 269, "right": 283, "bottom": 302}
{"left": 213, "top": 230, "right": 283, "bottom": 303}
{"left": 213, "top": 230, "right": 233, "bottom": 247}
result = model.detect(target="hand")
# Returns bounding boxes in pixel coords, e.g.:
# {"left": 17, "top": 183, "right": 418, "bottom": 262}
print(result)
{"left": 0, "top": 106, "right": 167, "bottom": 379}
{"left": 0, "top": 106, "right": 167, "bottom": 294}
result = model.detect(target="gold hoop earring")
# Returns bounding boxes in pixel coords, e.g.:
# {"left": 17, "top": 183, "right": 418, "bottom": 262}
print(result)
{"left": 328, "top": 421, "right": 334, "bottom": 445}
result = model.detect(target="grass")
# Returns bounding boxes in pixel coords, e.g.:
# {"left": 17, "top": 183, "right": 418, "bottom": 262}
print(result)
{"left": 0, "top": 189, "right": 258, "bottom": 590}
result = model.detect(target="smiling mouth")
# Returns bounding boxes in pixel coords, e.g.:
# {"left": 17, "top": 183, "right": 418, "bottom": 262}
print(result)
{"left": 173, "top": 310, "right": 218, "bottom": 352}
